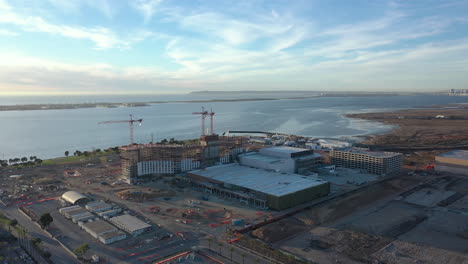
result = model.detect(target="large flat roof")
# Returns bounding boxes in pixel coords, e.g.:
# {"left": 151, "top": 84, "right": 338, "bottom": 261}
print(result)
{"left": 110, "top": 214, "right": 151, "bottom": 232}
{"left": 437, "top": 150, "right": 468, "bottom": 160}
{"left": 83, "top": 220, "right": 116, "bottom": 234}
{"left": 99, "top": 230, "right": 126, "bottom": 240}
{"left": 240, "top": 152, "right": 283, "bottom": 163}
{"left": 189, "top": 164, "right": 328, "bottom": 197}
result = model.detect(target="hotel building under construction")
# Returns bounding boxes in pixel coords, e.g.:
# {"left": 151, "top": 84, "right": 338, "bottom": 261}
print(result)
{"left": 120, "top": 135, "right": 246, "bottom": 184}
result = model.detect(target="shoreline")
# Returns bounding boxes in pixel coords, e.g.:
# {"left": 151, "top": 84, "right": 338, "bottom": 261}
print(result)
{"left": 0, "top": 94, "right": 426, "bottom": 112}
{"left": 345, "top": 103, "right": 468, "bottom": 151}
{"left": 0, "top": 96, "right": 320, "bottom": 111}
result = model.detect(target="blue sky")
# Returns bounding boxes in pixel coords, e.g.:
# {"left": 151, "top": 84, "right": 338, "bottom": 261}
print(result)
{"left": 0, "top": 0, "right": 467, "bottom": 95}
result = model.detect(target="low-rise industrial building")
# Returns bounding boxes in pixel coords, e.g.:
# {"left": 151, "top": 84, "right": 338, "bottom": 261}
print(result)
{"left": 187, "top": 164, "right": 330, "bottom": 210}
{"left": 330, "top": 148, "right": 402, "bottom": 175}
{"left": 81, "top": 220, "right": 117, "bottom": 239}
{"left": 85, "top": 201, "right": 113, "bottom": 213}
{"left": 435, "top": 150, "right": 468, "bottom": 175}
{"left": 98, "top": 208, "right": 122, "bottom": 218}
{"left": 239, "top": 146, "right": 322, "bottom": 175}
{"left": 60, "top": 206, "right": 94, "bottom": 222}
{"left": 98, "top": 230, "right": 127, "bottom": 244}
{"left": 109, "top": 214, "right": 151, "bottom": 236}
{"left": 61, "top": 191, "right": 89, "bottom": 205}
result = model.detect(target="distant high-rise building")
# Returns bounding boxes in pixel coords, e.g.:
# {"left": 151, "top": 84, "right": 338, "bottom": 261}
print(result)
{"left": 449, "top": 89, "right": 468, "bottom": 96}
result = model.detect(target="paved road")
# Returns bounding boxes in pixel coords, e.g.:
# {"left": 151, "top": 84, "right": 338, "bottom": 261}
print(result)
{"left": 199, "top": 238, "right": 275, "bottom": 264}
{"left": 1, "top": 206, "right": 80, "bottom": 264}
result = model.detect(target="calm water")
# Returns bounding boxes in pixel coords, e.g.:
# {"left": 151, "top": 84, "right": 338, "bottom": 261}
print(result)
{"left": 1, "top": 95, "right": 467, "bottom": 160}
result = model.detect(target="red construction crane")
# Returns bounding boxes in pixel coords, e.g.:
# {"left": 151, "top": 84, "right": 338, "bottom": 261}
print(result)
{"left": 207, "top": 108, "right": 215, "bottom": 135}
{"left": 98, "top": 114, "right": 143, "bottom": 145}
{"left": 192, "top": 106, "right": 208, "bottom": 136}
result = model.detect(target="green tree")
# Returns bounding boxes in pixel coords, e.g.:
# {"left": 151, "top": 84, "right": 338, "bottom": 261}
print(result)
{"left": 42, "top": 251, "right": 51, "bottom": 258}
{"left": 21, "top": 157, "right": 27, "bottom": 162}
{"left": 73, "top": 243, "right": 90, "bottom": 256}
{"left": 35, "top": 159, "right": 43, "bottom": 165}
{"left": 95, "top": 148, "right": 101, "bottom": 153}
{"left": 8, "top": 219, "right": 17, "bottom": 232}
{"left": 39, "top": 213, "right": 53, "bottom": 228}
{"left": 32, "top": 237, "right": 42, "bottom": 246}
{"left": 241, "top": 253, "right": 247, "bottom": 264}
{"left": 64, "top": 151, "right": 69, "bottom": 157}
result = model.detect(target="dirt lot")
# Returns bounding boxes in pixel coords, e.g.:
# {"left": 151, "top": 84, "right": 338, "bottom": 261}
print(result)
{"left": 273, "top": 174, "right": 468, "bottom": 264}
{"left": 347, "top": 106, "right": 468, "bottom": 148}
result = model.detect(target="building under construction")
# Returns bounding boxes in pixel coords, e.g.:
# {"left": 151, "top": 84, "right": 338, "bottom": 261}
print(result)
{"left": 187, "top": 164, "right": 330, "bottom": 210}
{"left": 120, "top": 135, "right": 247, "bottom": 184}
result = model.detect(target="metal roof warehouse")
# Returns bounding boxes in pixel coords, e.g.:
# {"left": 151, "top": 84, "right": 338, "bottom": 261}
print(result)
{"left": 187, "top": 164, "right": 330, "bottom": 210}
{"left": 109, "top": 214, "right": 151, "bottom": 236}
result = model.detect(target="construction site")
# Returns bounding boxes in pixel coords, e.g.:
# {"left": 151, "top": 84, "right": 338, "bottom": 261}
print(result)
{"left": 0, "top": 106, "right": 467, "bottom": 264}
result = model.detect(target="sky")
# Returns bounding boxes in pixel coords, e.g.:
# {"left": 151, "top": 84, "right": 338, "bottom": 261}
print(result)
{"left": 0, "top": 0, "right": 467, "bottom": 95}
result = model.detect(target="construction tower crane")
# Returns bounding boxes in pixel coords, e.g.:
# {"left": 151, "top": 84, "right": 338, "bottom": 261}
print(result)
{"left": 207, "top": 108, "right": 215, "bottom": 135}
{"left": 192, "top": 106, "right": 209, "bottom": 136}
{"left": 98, "top": 114, "right": 143, "bottom": 145}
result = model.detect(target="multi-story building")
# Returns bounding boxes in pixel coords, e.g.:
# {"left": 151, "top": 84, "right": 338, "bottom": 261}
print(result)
{"left": 239, "top": 146, "right": 322, "bottom": 175}
{"left": 330, "top": 147, "right": 402, "bottom": 175}
{"left": 120, "top": 135, "right": 246, "bottom": 184}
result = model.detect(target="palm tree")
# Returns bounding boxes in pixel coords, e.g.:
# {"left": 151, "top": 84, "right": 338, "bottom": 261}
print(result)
{"left": 229, "top": 247, "right": 234, "bottom": 261}
{"left": 64, "top": 151, "right": 69, "bottom": 157}
{"left": 207, "top": 237, "right": 212, "bottom": 250}
{"left": 217, "top": 242, "right": 223, "bottom": 256}
{"left": 21, "top": 157, "right": 27, "bottom": 163}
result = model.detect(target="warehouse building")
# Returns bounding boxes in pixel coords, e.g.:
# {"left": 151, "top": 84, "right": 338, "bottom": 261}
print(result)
{"left": 435, "top": 150, "right": 468, "bottom": 175}
{"left": 85, "top": 201, "right": 114, "bottom": 213}
{"left": 109, "top": 214, "right": 151, "bottom": 236}
{"left": 98, "top": 230, "right": 127, "bottom": 244}
{"left": 98, "top": 208, "right": 122, "bottom": 218}
{"left": 330, "top": 148, "right": 402, "bottom": 175}
{"left": 187, "top": 164, "right": 330, "bottom": 210}
{"left": 61, "top": 191, "right": 89, "bottom": 205}
{"left": 239, "top": 146, "right": 322, "bottom": 175}
{"left": 60, "top": 206, "right": 94, "bottom": 223}
{"left": 81, "top": 220, "right": 117, "bottom": 239}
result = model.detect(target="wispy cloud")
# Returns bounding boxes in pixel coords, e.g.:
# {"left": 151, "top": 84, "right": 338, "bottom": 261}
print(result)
{"left": 46, "top": 0, "right": 117, "bottom": 19}
{"left": 132, "top": 0, "right": 163, "bottom": 23}
{"left": 0, "top": 0, "right": 152, "bottom": 49}
{"left": 0, "top": 0, "right": 467, "bottom": 93}
{"left": 0, "top": 28, "right": 17, "bottom": 36}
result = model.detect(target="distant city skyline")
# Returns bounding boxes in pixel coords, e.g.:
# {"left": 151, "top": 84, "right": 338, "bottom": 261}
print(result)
{"left": 0, "top": 0, "right": 467, "bottom": 95}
